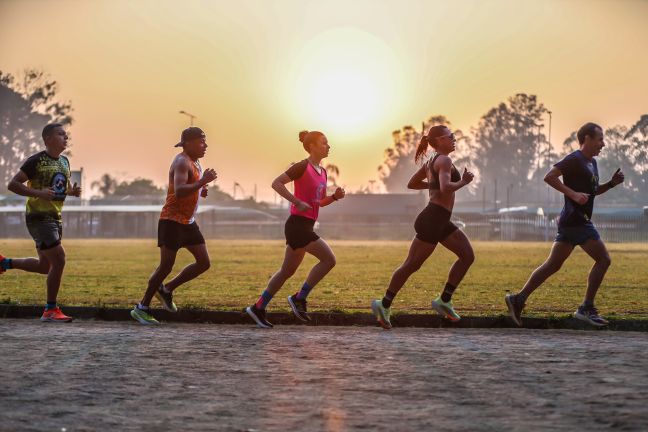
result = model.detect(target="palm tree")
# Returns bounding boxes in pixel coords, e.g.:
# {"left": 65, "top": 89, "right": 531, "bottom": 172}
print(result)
{"left": 325, "top": 164, "right": 340, "bottom": 187}
{"left": 91, "top": 173, "right": 117, "bottom": 197}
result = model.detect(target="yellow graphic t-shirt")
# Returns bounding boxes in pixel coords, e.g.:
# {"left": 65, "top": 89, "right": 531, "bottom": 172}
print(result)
{"left": 20, "top": 151, "right": 70, "bottom": 221}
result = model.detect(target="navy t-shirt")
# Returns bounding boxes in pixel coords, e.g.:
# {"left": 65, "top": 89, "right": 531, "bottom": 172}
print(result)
{"left": 554, "top": 150, "right": 599, "bottom": 227}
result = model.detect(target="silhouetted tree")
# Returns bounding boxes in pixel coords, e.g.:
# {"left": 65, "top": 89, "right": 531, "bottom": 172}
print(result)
{"left": 91, "top": 173, "right": 118, "bottom": 197}
{"left": 203, "top": 184, "right": 235, "bottom": 203}
{"left": 113, "top": 178, "right": 165, "bottom": 196}
{"left": 625, "top": 114, "right": 648, "bottom": 196}
{"left": 0, "top": 69, "right": 73, "bottom": 191}
{"left": 378, "top": 115, "right": 470, "bottom": 193}
{"left": 562, "top": 115, "right": 648, "bottom": 203}
{"left": 471, "top": 93, "right": 547, "bottom": 204}
{"left": 325, "top": 163, "right": 340, "bottom": 188}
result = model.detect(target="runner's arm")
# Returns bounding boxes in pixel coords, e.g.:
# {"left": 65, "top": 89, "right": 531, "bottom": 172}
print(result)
{"left": 7, "top": 170, "right": 53, "bottom": 200}
{"left": 438, "top": 157, "right": 469, "bottom": 194}
{"left": 67, "top": 180, "right": 82, "bottom": 197}
{"left": 174, "top": 158, "right": 208, "bottom": 198}
{"left": 318, "top": 187, "right": 345, "bottom": 207}
{"left": 595, "top": 168, "right": 624, "bottom": 196}
{"left": 272, "top": 173, "right": 308, "bottom": 207}
{"left": 407, "top": 165, "right": 429, "bottom": 190}
{"left": 544, "top": 166, "right": 589, "bottom": 204}
{"left": 595, "top": 182, "right": 613, "bottom": 196}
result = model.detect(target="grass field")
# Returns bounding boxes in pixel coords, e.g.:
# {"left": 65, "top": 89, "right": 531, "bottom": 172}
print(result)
{"left": 1, "top": 239, "right": 647, "bottom": 319}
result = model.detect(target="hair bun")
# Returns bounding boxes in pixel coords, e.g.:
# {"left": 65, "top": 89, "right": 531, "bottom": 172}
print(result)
{"left": 299, "top": 130, "right": 309, "bottom": 143}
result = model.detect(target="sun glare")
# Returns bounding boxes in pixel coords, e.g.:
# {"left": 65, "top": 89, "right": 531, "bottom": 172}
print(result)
{"left": 289, "top": 28, "right": 401, "bottom": 136}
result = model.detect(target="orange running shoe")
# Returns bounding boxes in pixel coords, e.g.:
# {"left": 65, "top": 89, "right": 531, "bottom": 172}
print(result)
{"left": 40, "top": 307, "right": 73, "bottom": 322}
{"left": 0, "top": 254, "right": 6, "bottom": 274}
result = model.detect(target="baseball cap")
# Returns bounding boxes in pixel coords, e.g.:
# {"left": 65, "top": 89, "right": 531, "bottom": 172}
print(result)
{"left": 175, "top": 127, "right": 206, "bottom": 147}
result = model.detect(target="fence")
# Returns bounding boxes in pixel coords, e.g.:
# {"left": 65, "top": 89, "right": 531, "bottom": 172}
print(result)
{"left": 2, "top": 208, "right": 647, "bottom": 243}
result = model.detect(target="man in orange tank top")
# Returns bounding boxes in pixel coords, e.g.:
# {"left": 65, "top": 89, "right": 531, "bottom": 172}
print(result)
{"left": 131, "top": 127, "right": 218, "bottom": 325}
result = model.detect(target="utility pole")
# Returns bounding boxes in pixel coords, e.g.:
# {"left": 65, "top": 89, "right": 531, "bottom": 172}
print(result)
{"left": 546, "top": 110, "right": 553, "bottom": 206}
{"left": 179, "top": 110, "right": 197, "bottom": 126}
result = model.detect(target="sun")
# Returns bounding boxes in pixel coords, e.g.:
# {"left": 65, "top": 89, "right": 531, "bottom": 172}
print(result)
{"left": 308, "top": 68, "right": 380, "bottom": 129}
{"left": 289, "top": 28, "right": 401, "bottom": 136}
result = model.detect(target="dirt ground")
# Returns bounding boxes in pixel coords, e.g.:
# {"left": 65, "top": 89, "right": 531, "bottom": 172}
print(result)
{"left": 1, "top": 319, "right": 647, "bottom": 431}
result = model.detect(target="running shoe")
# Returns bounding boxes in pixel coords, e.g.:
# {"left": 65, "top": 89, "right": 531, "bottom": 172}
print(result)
{"left": 0, "top": 254, "right": 7, "bottom": 274}
{"left": 574, "top": 305, "right": 609, "bottom": 327}
{"left": 130, "top": 306, "right": 160, "bottom": 325}
{"left": 505, "top": 293, "right": 525, "bottom": 327}
{"left": 288, "top": 295, "right": 311, "bottom": 322}
{"left": 432, "top": 296, "right": 461, "bottom": 322}
{"left": 245, "top": 305, "right": 273, "bottom": 328}
{"left": 40, "top": 307, "right": 73, "bottom": 323}
{"left": 155, "top": 284, "right": 177, "bottom": 313}
{"left": 371, "top": 299, "right": 392, "bottom": 330}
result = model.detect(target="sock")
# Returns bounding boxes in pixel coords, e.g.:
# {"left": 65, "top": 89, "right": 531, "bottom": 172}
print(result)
{"left": 161, "top": 284, "right": 171, "bottom": 294}
{"left": 582, "top": 299, "right": 594, "bottom": 309}
{"left": 45, "top": 302, "right": 56, "bottom": 311}
{"left": 137, "top": 303, "right": 149, "bottom": 310}
{"left": 382, "top": 290, "right": 397, "bottom": 308}
{"left": 255, "top": 290, "right": 274, "bottom": 310}
{"left": 440, "top": 282, "right": 457, "bottom": 303}
{"left": 295, "top": 282, "right": 313, "bottom": 300}
{"left": 1, "top": 258, "right": 12, "bottom": 271}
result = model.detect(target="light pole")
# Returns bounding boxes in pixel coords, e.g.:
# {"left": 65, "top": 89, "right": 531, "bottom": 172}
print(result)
{"left": 546, "top": 110, "right": 552, "bottom": 167}
{"left": 547, "top": 110, "right": 552, "bottom": 144}
{"left": 233, "top": 182, "right": 246, "bottom": 200}
{"left": 179, "top": 110, "right": 196, "bottom": 126}
{"left": 506, "top": 183, "right": 513, "bottom": 209}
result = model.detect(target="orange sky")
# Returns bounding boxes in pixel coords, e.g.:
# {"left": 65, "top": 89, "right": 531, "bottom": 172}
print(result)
{"left": 1, "top": 0, "right": 647, "bottom": 201}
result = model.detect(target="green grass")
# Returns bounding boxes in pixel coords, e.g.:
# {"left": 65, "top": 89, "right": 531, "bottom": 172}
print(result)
{"left": 1, "top": 239, "right": 647, "bottom": 319}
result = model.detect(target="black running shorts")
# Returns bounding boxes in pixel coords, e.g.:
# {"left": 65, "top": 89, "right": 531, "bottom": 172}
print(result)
{"left": 414, "top": 203, "right": 458, "bottom": 244}
{"left": 285, "top": 215, "right": 320, "bottom": 250}
{"left": 158, "top": 219, "right": 205, "bottom": 251}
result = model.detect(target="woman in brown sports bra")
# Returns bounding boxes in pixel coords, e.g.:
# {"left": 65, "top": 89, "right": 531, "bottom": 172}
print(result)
{"left": 371, "top": 125, "right": 475, "bottom": 329}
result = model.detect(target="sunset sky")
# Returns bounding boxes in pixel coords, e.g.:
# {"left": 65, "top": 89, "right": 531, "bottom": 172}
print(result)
{"left": 1, "top": 0, "right": 647, "bottom": 201}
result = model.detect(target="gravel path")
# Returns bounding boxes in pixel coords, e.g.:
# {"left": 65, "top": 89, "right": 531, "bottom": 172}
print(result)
{"left": 1, "top": 319, "right": 647, "bottom": 431}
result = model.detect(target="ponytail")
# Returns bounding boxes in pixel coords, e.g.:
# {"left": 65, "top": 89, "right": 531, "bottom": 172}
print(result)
{"left": 415, "top": 135, "right": 429, "bottom": 164}
{"left": 415, "top": 125, "right": 448, "bottom": 164}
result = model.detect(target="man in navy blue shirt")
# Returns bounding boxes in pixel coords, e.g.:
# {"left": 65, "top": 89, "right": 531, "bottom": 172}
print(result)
{"left": 505, "top": 122, "right": 624, "bottom": 327}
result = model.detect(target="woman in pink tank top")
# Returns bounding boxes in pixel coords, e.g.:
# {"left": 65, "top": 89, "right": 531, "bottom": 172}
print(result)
{"left": 246, "top": 130, "right": 345, "bottom": 328}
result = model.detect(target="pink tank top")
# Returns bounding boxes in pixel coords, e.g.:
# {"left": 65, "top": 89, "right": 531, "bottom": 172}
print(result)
{"left": 285, "top": 159, "right": 327, "bottom": 221}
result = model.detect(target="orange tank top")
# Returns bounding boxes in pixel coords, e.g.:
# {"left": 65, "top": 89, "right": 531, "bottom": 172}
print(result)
{"left": 160, "top": 158, "right": 202, "bottom": 224}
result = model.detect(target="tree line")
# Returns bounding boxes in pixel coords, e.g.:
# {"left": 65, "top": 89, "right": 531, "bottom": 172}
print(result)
{"left": 2, "top": 71, "right": 645, "bottom": 205}
{"left": 378, "top": 93, "right": 647, "bottom": 205}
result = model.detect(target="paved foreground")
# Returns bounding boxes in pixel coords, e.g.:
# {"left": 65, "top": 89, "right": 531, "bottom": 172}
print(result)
{"left": 1, "top": 319, "right": 647, "bottom": 432}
